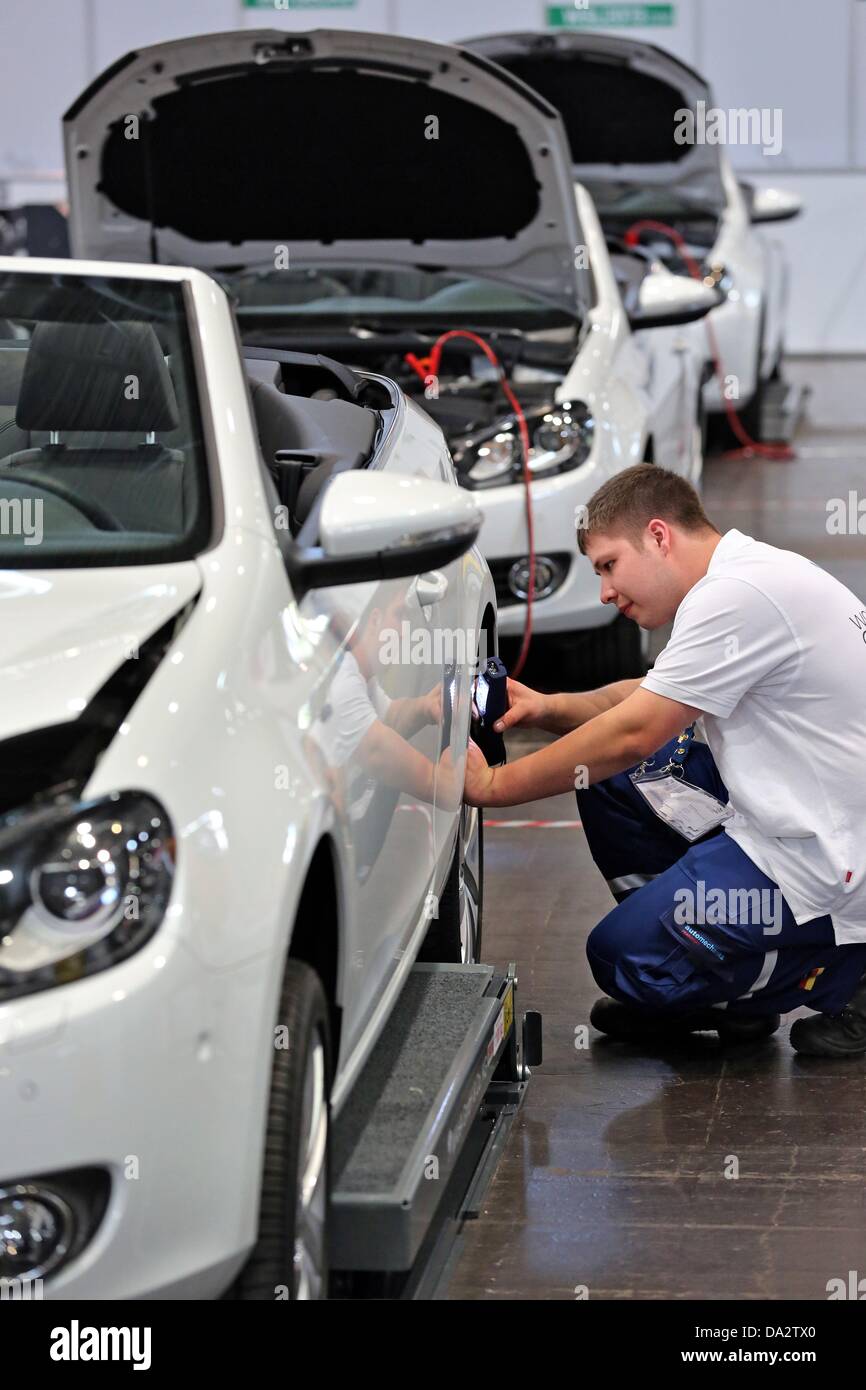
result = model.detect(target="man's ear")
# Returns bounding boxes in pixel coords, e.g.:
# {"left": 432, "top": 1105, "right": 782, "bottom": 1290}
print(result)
{"left": 647, "top": 518, "right": 671, "bottom": 553}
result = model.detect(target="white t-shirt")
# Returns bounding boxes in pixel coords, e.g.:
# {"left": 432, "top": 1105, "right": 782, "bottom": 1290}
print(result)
{"left": 309, "top": 648, "right": 390, "bottom": 775}
{"left": 641, "top": 528, "right": 866, "bottom": 943}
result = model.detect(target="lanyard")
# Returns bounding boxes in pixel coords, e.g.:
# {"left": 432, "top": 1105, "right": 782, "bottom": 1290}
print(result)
{"left": 633, "top": 722, "right": 696, "bottom": 780}
{"left": 669, "top": 723, "right": 696, "bottom": 768}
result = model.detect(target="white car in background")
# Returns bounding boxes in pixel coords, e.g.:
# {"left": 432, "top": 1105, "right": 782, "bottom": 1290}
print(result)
{"left": 0, "top": 254, "right": 494, "bottom": 1298}
{"left": 466, "top": 30, "right": 802, "bottom": 444}
{"left": 60, "top": 28, "right": 719, "bottom": 684}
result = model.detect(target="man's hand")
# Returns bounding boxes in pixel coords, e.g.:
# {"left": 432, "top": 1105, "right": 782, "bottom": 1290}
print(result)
{"left": 463, "top": 738, "right": 496, "bottom": 807}
{"left": 435, "top": 745, "right": 459, "bottom": 808}
{"left": 420, "top": 681, "right": 443, "bottom": 726}
{"left": 477, "top": 687, "right": 702, "bottom": 807}
{"left": 385, "top": 683, "right": 442, "bottom": 738}
{"left": 489, "top": 677, "right": 550, "bottom": 733}
{"left": 487, "top": 676, "right": 637, "bottom": 738}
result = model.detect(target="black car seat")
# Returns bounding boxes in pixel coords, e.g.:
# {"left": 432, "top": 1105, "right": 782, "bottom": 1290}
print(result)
{"left": 3, "top": 320, "right": 187, "bottom": 532}
{"left": 0, "top": 341, "right": 30, "bottom": 459}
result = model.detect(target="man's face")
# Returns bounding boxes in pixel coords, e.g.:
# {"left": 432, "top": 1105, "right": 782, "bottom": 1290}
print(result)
{"left": 360, "top": 591, "right": 408, "bottom": 670}
{"left": 584, "top": 525, "right": 684, "bottom": 630}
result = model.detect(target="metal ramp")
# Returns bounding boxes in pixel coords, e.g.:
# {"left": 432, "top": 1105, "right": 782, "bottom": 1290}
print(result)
{"left": 330, "top": 962, "right": 539, "bottom": 1296}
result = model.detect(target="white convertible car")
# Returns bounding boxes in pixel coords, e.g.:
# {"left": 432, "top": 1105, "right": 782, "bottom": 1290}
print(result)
{"left": 0, "top": 254, "right": 495, "bottom": 1298}
{"left": 59, "top": 28, "right": 719, "bottom": 682}
{"left": 466, "top": 30, "right": 802, "bottom": 443}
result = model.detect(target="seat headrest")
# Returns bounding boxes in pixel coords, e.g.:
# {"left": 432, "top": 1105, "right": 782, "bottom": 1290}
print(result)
{"left": 16, "top": 320, "right": 179, "bottom": 433}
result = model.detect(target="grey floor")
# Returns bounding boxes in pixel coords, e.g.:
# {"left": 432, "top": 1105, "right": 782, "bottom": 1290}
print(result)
{"left": 445, "top": 360, "right": 866, "bottom": 1300}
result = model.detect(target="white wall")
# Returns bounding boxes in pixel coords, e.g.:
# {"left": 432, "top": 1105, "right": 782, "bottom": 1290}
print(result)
{"left": 1, "top": 0, "right": 864, "bottom": 351}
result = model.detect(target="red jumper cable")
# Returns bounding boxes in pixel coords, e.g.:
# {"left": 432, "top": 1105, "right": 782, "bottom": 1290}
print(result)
{"left": 623, "top": 219, "right": 794, "bottom": 462}
{"left": 405, "top": 330, "right": 536, "bottom": 678}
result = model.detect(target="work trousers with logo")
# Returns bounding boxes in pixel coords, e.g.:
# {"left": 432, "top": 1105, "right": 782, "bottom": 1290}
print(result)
{"left": 575, "top": 735, "right": 866, "bottom": 1017}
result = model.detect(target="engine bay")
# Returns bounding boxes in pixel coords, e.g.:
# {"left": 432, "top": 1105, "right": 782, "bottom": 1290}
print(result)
{"left": 240, "top": 326, "right": 576, "bottom": 477}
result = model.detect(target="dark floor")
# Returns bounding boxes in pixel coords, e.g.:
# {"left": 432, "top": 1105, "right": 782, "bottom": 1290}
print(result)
{"left": 446, "top": 366, "right": 866, "bottom": 1300}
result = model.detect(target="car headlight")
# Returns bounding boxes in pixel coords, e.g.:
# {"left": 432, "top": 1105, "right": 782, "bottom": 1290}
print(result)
{"left": 0, "top": 792, "right": 174, "bottom": 1002}
{"left": 454, "top": 402, "right": 594, "bottom": 490}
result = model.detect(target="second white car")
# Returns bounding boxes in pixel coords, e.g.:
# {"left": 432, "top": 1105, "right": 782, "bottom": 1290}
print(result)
{"left": 60, "top": 26, "right": 719, "bottom": 680}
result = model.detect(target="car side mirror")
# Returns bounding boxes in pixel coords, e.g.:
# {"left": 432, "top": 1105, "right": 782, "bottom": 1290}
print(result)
{"left": 286, "top": 470, "right": 482, "bottom": 601}
{"left": 627, "top": 268, "right": 723, "bottom": 331}
{"left": 748, "top": 185, "right": 802, "bottom": 224}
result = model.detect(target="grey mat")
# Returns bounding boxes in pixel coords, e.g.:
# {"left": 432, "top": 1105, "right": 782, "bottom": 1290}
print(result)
{"left": 334, "top": 967, "right": 492, "bottom": 1194}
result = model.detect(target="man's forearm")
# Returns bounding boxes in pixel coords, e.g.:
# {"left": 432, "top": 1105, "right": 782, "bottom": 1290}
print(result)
{"left": 485, "top": 702, "right": 646, "bottom": 806}
{"left": 539, "top": 678, "right": 644, "bottom": 734}
{"left": 384, "top": 695, "right": 427, "bottom": 740}
{"left": 359, "top": 722, "right": 436, "bottom": 803}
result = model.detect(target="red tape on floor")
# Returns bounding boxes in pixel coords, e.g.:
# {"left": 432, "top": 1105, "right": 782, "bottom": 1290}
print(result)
{"left": 483, "top": 819, "right": 583, "bottom": 829}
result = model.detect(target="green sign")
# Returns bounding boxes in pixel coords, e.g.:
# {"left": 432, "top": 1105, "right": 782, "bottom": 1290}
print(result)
{"left": 243, "top": 1, "right": 358, "bottom": 9}
{"left": 547, "top": 3, "right": 676, "bottom": 27}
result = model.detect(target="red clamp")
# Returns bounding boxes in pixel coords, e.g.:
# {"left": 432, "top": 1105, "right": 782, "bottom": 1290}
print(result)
{"left": 404, "top": 352, "right": 436, "bottom": 384}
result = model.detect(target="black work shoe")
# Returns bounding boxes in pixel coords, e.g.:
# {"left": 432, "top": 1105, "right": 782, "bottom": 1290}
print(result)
{"left": 790, "top": 974, "right": 866, "bottom": 1058}
{"left": 590, "top": 996, "right": 780, "bottom": 1045}
{"left": 713, "top": 1011, "right": 781, "bottom": 1044}
{"left": 790, "top": 1007, "right": 866, "bottom": 1057}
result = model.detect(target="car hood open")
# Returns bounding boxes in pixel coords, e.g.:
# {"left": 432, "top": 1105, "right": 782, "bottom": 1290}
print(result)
{"left": 63, "top": 28, "right": 589, "bottom": 319}
{"left": 464, "top": 31, "right": 726, "bottom": 218}
{"left": 0, "top": 562, "right": 200, "bottom": 742}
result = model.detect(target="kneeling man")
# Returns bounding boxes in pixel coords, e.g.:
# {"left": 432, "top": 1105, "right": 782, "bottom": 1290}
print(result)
{"left": 464, "top": 464, "right": 866, "bottom": 1055}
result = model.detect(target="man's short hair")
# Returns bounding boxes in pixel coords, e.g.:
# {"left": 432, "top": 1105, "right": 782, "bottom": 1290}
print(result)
{"left": 576, "top": 463, "right": 717, "bottom": 554}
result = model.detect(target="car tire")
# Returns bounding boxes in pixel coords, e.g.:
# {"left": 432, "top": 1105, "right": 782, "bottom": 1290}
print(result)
{"left": 554, "top": 612, "right": 647, "bottom": 690}
{"left": 418, "top": 803, "right": 484, "bottom": 964}
{"left": 692, "top": 392, "right": 708, "bottom": 483}
{"left": 709, "top": 308, "right": 768, "bottom": 449}
{"left": 231, "top": 958, "right": 332, "bottom": 1301}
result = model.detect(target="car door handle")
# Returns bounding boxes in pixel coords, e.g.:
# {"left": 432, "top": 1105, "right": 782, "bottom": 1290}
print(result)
{"left": 412, "top": 571, "right": 449, "bottom": 606}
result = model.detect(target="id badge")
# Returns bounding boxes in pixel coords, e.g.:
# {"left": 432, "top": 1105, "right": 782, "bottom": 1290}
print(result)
{"left": 630, "top": 766, "right": 733, "bottom": 842}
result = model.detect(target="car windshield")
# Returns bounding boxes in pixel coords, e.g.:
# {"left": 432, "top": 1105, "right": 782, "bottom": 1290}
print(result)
{"left": 583, "top": 179, "right": 723, "bottom": 224}
{"left": 225, "top": 264, "right": 576, "bottom": 333}
{"left": 0, "top": 271, "right": 211, "bottom": 568}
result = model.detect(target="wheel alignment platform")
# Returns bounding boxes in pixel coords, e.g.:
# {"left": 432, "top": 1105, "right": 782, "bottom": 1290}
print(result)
{"left": 330, "top": 961, "right": 539, "bottom": 1277}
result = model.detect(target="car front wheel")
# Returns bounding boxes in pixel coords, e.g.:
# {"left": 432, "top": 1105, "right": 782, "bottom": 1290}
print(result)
{"left": 419, "top": 801, "right": 484, "bottom": 964}
{"left": 231, "top": 958, "right": 331, "bottom": 1301}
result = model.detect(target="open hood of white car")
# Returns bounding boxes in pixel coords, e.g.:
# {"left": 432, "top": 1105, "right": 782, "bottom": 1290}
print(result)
{"left": 0, "top": 563, "right": 200, "bottom": 742}
{"left": 464, "top": 31, "right": 726, "bottom": 219}
{"left": 63, "top": 28, "right": 589, "bottom": 319}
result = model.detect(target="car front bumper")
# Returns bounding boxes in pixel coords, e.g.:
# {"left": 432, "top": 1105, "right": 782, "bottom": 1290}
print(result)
{"left": 0, "top": 923, "right": 270, "bottom": 1299}
{"left": 700, "top": 294, "right": 762, "bottom": 412}
{"left": 470, "top": 463, "right": 617, "bottom": 637}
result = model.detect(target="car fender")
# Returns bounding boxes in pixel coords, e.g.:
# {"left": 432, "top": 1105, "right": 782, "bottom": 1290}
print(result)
{"left": 84, "top": 527, "right": 348, "bottom": 976}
